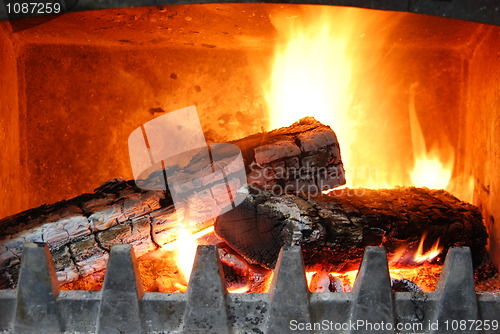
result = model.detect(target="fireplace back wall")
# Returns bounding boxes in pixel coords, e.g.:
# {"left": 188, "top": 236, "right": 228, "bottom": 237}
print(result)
{"left": 0, "top": 4, "right": 277, "bottom": 218}
{"left": 0, "top": 24, "right": 21, "bottom": 220}
{"left": 0, "top": 4, "right": 499, "bottom": 266}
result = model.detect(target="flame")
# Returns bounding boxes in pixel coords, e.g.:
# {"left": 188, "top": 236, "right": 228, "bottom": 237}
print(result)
{"left": 310, "top": 234, "right": 443, "bottom": 292}
{"left": 174, "top": 228, "right": 197, "bottom": 283}
{"left": 162, "top": 226, "right": 214, "bottom": 283}
{"left": 266, "top": 16, "right": 352, "bottom": 131}
{"left": 413, "top": 233, "right": 442, "bottom": 264}
{"left": 305, "top": 271, "right": 316, "bottom": 289}
{"left": 264, "top": 7, "right": 404, "bottom": 188}
{"left": 389, "top": 232, "right": 443, "bottom": 266}
{"left": 265, "top": 7, "right": 360, "bottom": 186}
{"left": 264, "top": 7, "right": 474, "bottom": 199}
{"left": 409, "top": 83, "right": 454, "bottom": 189}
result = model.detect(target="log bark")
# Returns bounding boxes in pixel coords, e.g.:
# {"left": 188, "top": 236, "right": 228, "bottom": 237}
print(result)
{"left": 214, "top": 187, "right": 487, "bottom": 272}
{"left": 0, "top": 117, "right": 344, "bottom": 289}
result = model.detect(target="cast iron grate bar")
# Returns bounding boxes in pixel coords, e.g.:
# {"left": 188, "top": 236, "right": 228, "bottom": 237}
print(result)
{"left": 0, "top": 243, "right": 499, "bottom": 333}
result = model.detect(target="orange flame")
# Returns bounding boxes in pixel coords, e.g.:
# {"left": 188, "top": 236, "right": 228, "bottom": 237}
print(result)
{"left": 413, "top": 232, "right": 442, "bottom": 264}
{"left": 264, "top": 7, "right": 473, "bottom": 200}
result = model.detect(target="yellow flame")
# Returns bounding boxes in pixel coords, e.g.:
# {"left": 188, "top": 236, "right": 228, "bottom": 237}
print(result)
{"left": 162, "top": 226, "right": 214, "bottom": 283}
{"left": 265, "top": 8, "right": 356, "bottom": 183}
{"left": 174, "top": 229, "right": 197, "bottom": 283}
{"left": 266, "top": 20, "right": 352, "bottom": 130}
{"left": 305, "top": 271, "right": 317, "bottom": 289}
{"left": 413, "top": 233, "right": 442, "bottom": 264}
{"left": 409, "top": 83, "right": 454, "bottom": 189}
{"left": 264, "top": 7, "right": 410, "bottom": 189}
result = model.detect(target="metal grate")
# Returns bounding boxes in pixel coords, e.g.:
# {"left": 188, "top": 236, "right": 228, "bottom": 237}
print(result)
{"left": 0, "top": 243, "right": 499, "bottom": 333}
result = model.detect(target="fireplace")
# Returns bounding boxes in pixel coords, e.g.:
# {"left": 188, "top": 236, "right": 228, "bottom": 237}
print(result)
{"left": 0, "top": 1, "right": 499, "bottom": 333}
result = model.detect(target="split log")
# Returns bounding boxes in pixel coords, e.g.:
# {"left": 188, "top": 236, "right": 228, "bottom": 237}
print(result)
{"left": 140, "top": 116, "right": 345, "bottom": 196}
{"left": 232, "top": 116, "right": 345, "bottom": 193}
{"left": 0, "top": 118, "right": 344, "bottom": 289}
{"left": 214, "top": 187, "right": 488, "bottom": 272}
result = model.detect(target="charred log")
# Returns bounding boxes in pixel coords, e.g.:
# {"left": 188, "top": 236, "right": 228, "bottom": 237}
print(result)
{"left": 215, "top": 187, "right": 487, "bottom": 272}
{"left": 136, "top": 116, "right": 345, "bottom": 197}
{"left": 231, "top": 116, "right": 345, "bottom": 193}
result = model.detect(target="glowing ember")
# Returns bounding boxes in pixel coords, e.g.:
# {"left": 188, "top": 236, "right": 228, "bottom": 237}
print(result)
{"left": 307, "top": 233, "right": 444, "bottom": 293}
{"left": 413, "top": 233, "right": 442, "bottom": 264}
{"left": 307, "top": 266, "right": 442, "bottom": 293}
{"left": 330, "top": 270, "right": 358, "bottom": 290}
{"left": 388, "top": 266, "right": 442, "bottom": 292}
{"left": 227, "top": 283, "right": 251, "bottom": 294}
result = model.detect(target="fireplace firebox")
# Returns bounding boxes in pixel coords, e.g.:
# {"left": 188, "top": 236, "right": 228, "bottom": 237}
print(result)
{"left": 0, "top": 1, "right": 499, "bottom": 333}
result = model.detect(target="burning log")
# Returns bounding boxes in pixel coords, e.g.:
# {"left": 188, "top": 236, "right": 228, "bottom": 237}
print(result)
{"left": 136, "top": 116, "right": 345, "bottom": 197}
{"left": 215, "top": 187, "right": 488, "bottom": 272}
{"left": 232, "top": 116, "right": 345, "bottom": 193}
{"left": 0, "top": 118, "right": 344, "bottom": 289}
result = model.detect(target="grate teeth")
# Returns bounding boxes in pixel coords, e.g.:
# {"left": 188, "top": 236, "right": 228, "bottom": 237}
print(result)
{"left": 430, "top": 247, "right": 478, "bottom": 334}
{"left": 13, "top": 242, "right": 62, "bottom": 334}
{"left": 1, "top": 242, "right": 499, "bottom": 333}
{"left": 349, "top": 246, "right": 395, "bottom": 333}
{"left": 266, "top": 246, "right": 312, "bottom": 334}
{"left": 97, "top": 244, "right": 144, "bottom": 334}
{"left": 182, "top": 245, "right": 230, "bottom": 334}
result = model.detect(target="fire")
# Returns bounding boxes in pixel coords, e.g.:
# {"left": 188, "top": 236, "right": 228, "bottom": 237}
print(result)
{"left": 162, "top": 226, "right": 214, "bottom": 284}
{"left": 409, "top": 83, "right": 454, "bottom": 189}
{"left": 265, "top": 13, "right": 352, "bottom": 133}
{"left": 262, "top": 8, "right": 458, "bottom": 296}
{"left": 306, "top": 265, "right": 442, "bottom": 293}
{"left": 264, "top": 7, "right": 473, "bottom": 199}
{"left": 305, "top": 271, "right": 316, "bottom": 286}
{"left": 329, "top": 270, "right": 358, "bottom": 290}
{"left": 305, "top": 233, "right": 443, "bottom": 293}
{"left": 265, "top": 7, "right": 355, "bottom": 185}
{"left": 173, "top": 229, "right": 197, "bottom": 283}
{"left": 389, "top": 232, "right": 443, "bottom": 266}
{"left": 413, "top": 233, "right": 442, "bottom": 264}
